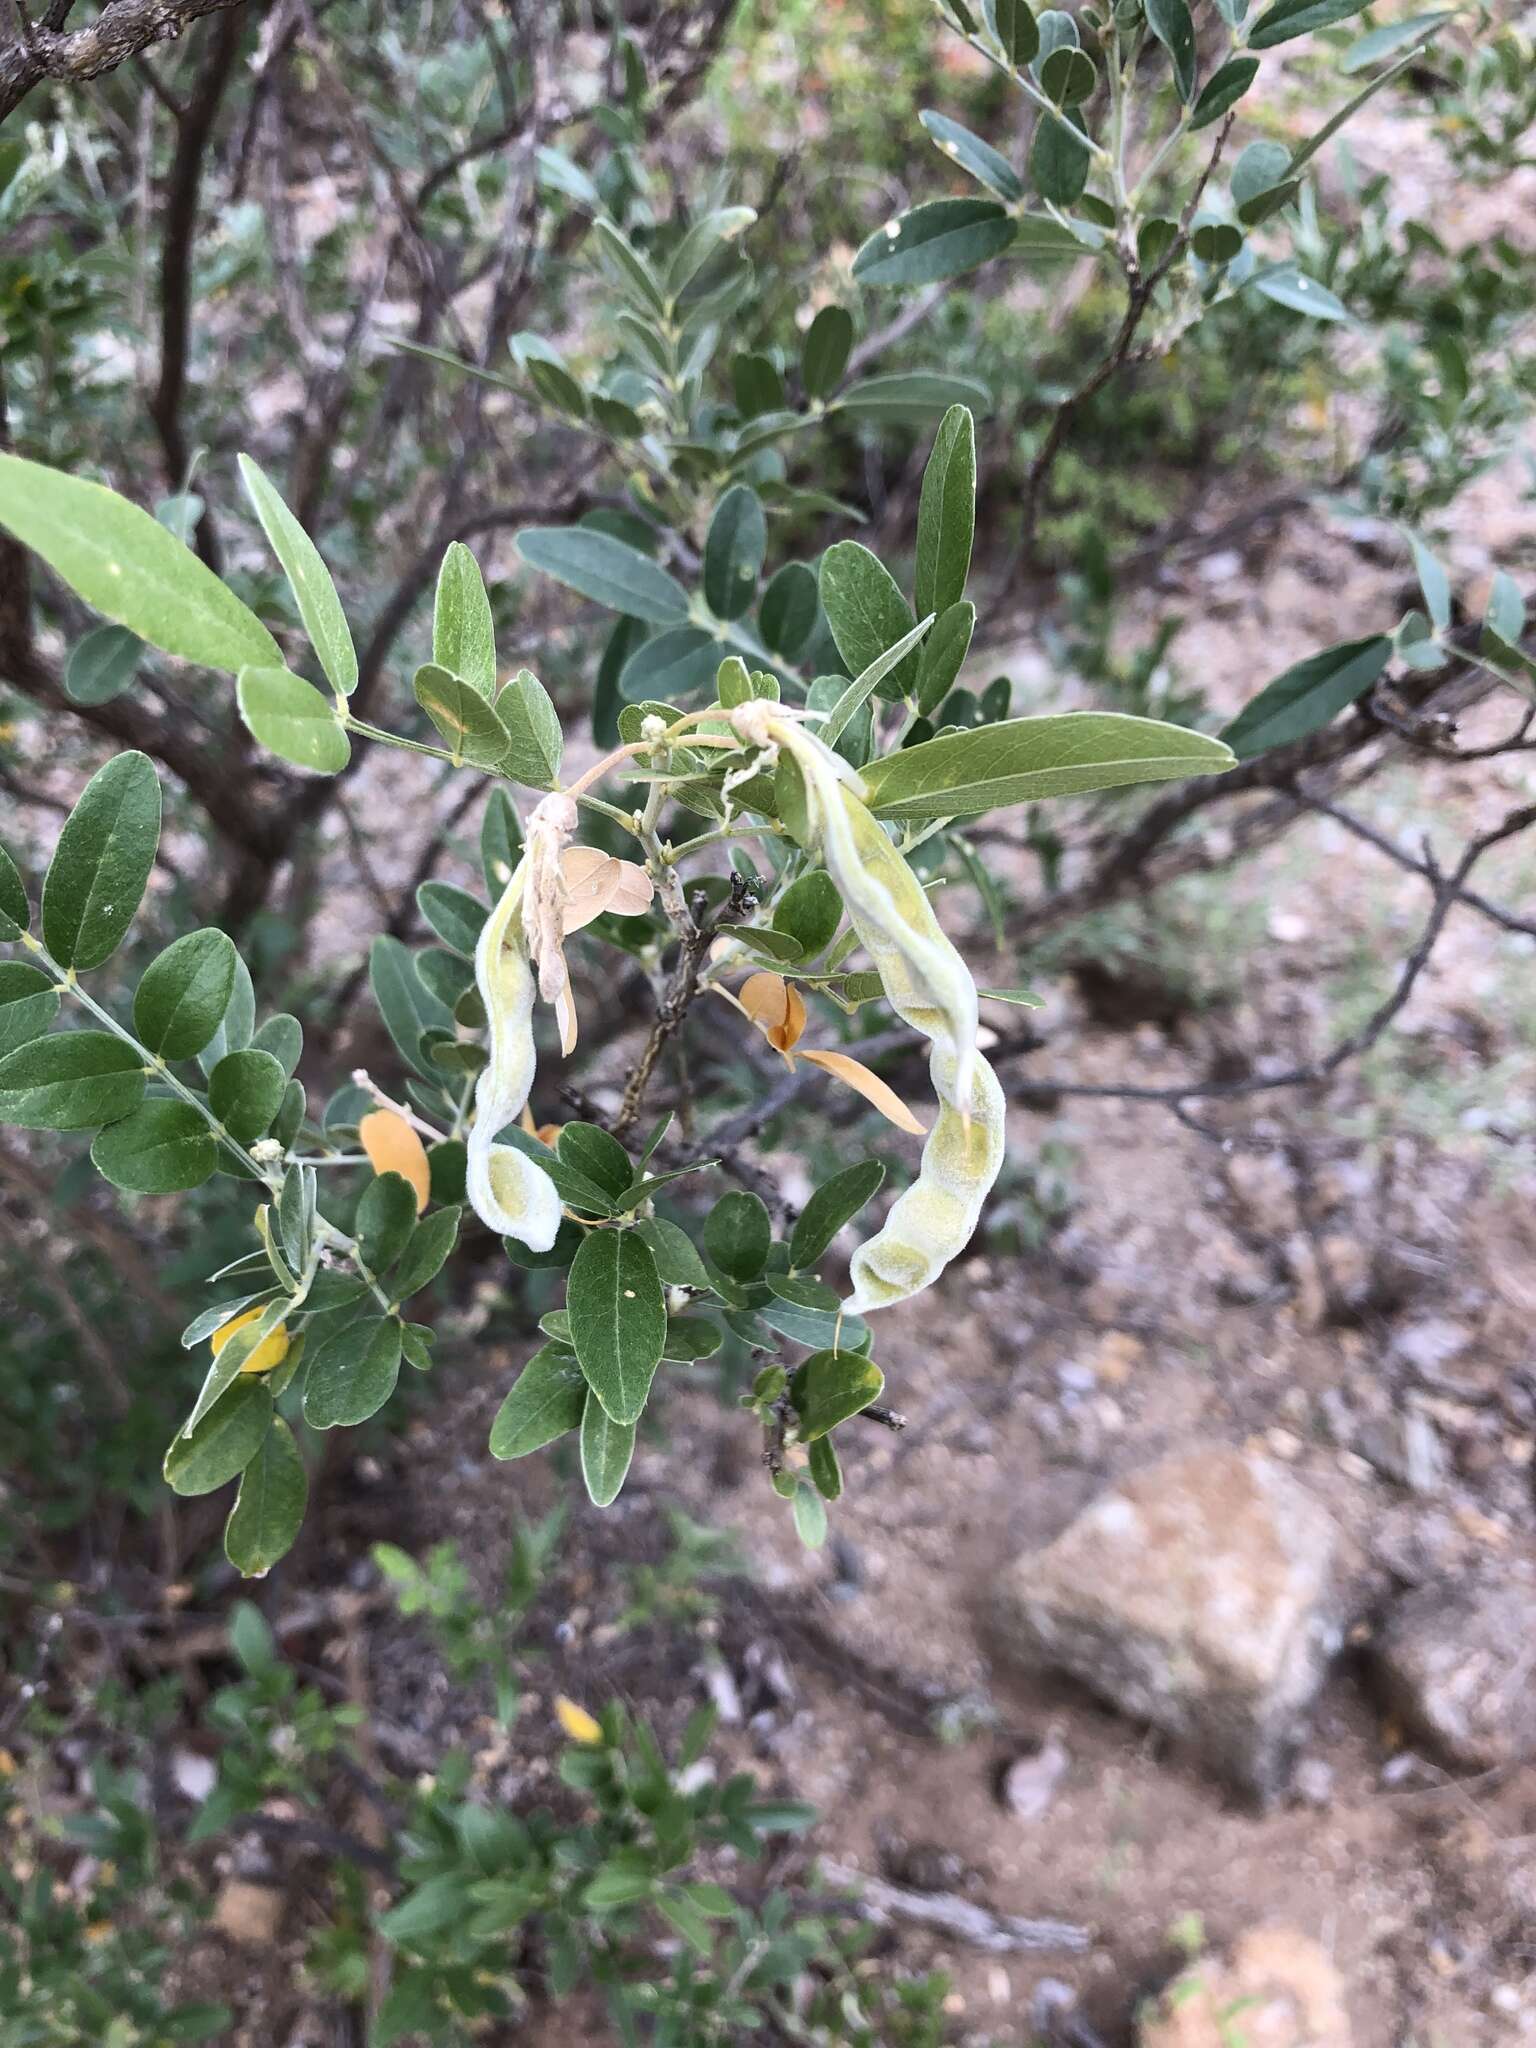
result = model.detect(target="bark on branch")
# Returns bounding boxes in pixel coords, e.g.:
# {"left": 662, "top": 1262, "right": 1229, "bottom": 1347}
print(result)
{"left": 0, "top": 0, "right": 252, "bottom": 122}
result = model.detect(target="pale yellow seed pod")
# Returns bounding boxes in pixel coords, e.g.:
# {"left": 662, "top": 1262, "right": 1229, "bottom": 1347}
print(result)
{"left": 466, "top": 858, "right": 562, "bottom": 1252}
{"left": 751, "top": 712, "right": 1005, "bottom": 1314}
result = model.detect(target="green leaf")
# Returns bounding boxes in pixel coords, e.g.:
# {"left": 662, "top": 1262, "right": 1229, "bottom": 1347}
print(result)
{"left": 1041, "top": 45, "right": 1096, "bottom": 103}
{"left": 134, "top": 929, "right": 237, "bottom": 1060}
{"left": 915, "top": 601, "right": 976, "bottom": 717}
{"left": 1247, "top": 0, "right": 1372, "bottom": 44}
{"left": 791, "top": 1349, "right": 885, "bottom": 1439}
{"left": 1340, "top": 8, "right": 1452, "bottom": 70}
{"left": 1248, "top": 263, "right": 1347, "bottom": 321}
{"left": 1232, "top": 140, "right": 1292, "bottom": 211}
{"left": 303, "top": 1317, "right": 403, "bottom": 1429}
{"left": 820, "top": 542, "right": 920, "bottom": 702}
{"left": 580, "top": 1391, "right": 636, "bottom": 1507}
{"left": 209, "top": 1048, "right": 287, "bottom": 1143}
{"left": 801, "top": 305, "right": 854, "bottom": 399}
{"left": 821, "top": 614, "right": 934, "bottom": 739}
{"left": 991, "top": 0, "right": 1041, "bottom": 60}
{"left": 557, "top": 1122, "right": 633, "bottom": 1199}
{"left": 253, "top": 1013, "right": 302, "bottom": 1079}
{"left": 498, "top": 667, "right": 563, "bottom": 788}
{"left": 1193, "top": 222, "right": 1244, "bottom": 265}
{"left": 199, "top": 955, "right": 255, "bottom": 1076}
{"left": 1219, "top": 636, "right": 1391, "bottom": 757}
{"left": 919, "top": 110, "right": 1023, "bottom": 201}
{"left": 225, "top": 1418, "right": 307, "bottom": 1575}
{"left": 0, "top": 964, "right": 59, "bottom": 1059}
{"left": 792, "top": 1483, "right": 829, "bottom": 1548}
{"left": 789, "top": 1160, "right": 885, "bottom": 1269}
{"left": 42, "top": 752, "right": 161, "bottom": 970}
{"left": 91, "top": 1098, "right": 218, "bottom": 1192}
{"left": 425, "top": 544, "right": 497, "bottom": 699}
{"left": 236, "top": 665, "right": 351, "bottom": 774}
{"left": 662, "top": 1315, "right": 722, "bottom": 1362}
{"left": 834, "top": 371, "right": 992, "bottom": 422}
{"left": 0, "top": 1030, "right": 144, "bottom": 1130}
{"left": 703, "top": 485, "right": 766, "bottom": 621}
{"left": 773, "top": 871, "right": 842, "bottom": 958}
{"left": 238, "top": 455, "right": 357, "bottom": 697}
{"left": 567, "top": 1228, "right": 667, "bottom": 1425}
{"left": 704, "top": 1190, "right": 772, "bottom": 1283}
{"left": 760, "top": 562, "right": 820, "bottom": 659}
{"left": 371, "top": 934, "right": 450, "bottom": 1079}
{"left": 500, "top": 1124, "right": 617, "bottom": 1216}
{"left": 1030, "top": 108, "right": 1090, "bottom": 207}
{"left": 808, "top": 1433, "right": 842, "bottom": 1501}
{"left": 1144, "top": 0, "right": 1197, "bottom": 99}
{"left": 388, "top": 1205, "right": 460, "bottom": 1302}
{"left": 417, "top": 881, "right": 487, "bottom": 957}
{"left": 412, "top": 663, "right": 510, "bottom": 769}
{"left": 163, "top": 1377, "right": 272, "bottom": 1496}
{"left": 358, "top": 1171, "right": 419, "bottom": 1275}
{"left": 516, "top": 527, "right": 688, "bottom": 625}
{"left": 1407, "top": 532, "right": 1451, "bottom": 632}
{"left": 480, "top": 786, "right": 524, "bottom": 895}
{"left": 634, "top": 1216, "right": 713, "bottom": 1291}
{"left": 1190, "top": 55, "right": 1260, "bottom": 129}
{"left": 0, "top": 453, "right": 281, "bottom": 672}
{"left": 64, "top": 624, "right": 142, "bottom": 705}
{"left": 852, "top": 199, "right": 1016, "bottom": 286}
{"left": 860, "top": 711, "right": 1234, "bottom": 818}
{"left": 0, "top": 842, "right": 28, "bottom": 941}
{"left": 915, "top": 405, "right": 976, "bottom": 620}
{"left": 489, "top": 1345, "right": 588, "bottom": 1458}
{"left": 1486, "top": 572, "right": 1526, "bottom": 647}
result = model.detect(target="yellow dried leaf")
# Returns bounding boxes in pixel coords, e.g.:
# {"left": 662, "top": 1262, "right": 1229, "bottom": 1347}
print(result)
{"left": 554, "top": 1694, "right": 603, "bottom": 1745}
{"left": 800, "top": 1048, "right": 927, "bottom": 1135}
{"left": 210, "top": 1306, "right": 291, "bottom": 1376}
{"left": 359, "top": 1108, "right": 430, "bottom": 1213}
{"left": 738, "top": 970, "right": 807, "bottom": 1055}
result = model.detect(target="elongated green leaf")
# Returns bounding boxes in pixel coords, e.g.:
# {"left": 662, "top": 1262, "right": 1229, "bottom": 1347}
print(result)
{"left": 567, "top": 1227, "right": 666, "bottom": 1424}
{"left": 801, "top": 305, "right": 854, "bottom": 399}
{"left": 253, "top": 1013, "right": 302, "bottom": 1079}
{"left": 789, "top": 1160, "right": 886, "bottom": 1270}
{"left": 0, "top": 1030, "right": 144, "bottom": 1129}
{"left": 853, "top": 198, "right": 1016, "bottom": 286}
{"left": 0, "top": 964, "right": 58, "bottom": 1059}
{"left": 516, "top": 527, "right": 688, "bottom": 625}
{"left": 919, "top": 110, "right": 1023, "bottom": 201}
{"left": 634, "top": 1216, "right": 712, "bottom": 1291}
{"left": 809, "top": 1433, "right": 842, "bottom": 1500}
{"left": 704, "top": 1190, "right": 771, "bottom": 1283}
{"left": 388, "top": 1204, "right": 460, "bottom": 1302}
{"left": 1248, "top": 263, "right": 1347, "bottom": 321}
{"left": 0, "top": 842, "right": 28, "bottom": 940}
{"left": 1219, "top": 636, "right": 1391, "bottom": 757}
{"left": 237, "top": 666, "right": 351, "bottom": 772}
{"left": 489, "top": 1345, "right": 588, "bottom": 1458}
{"left": 915, "top": 405, "right": 976, "bottom": 620}
{"left": 1340, "top": 8, "right": 1452, "bottom": 70}
{"left": 1247, "top": 0, "right": 1371, "bottom": 44}
{"left": 557, "top": 1122, "right": 632, "bottom": 1198}
{"left": 303, "top": 1317, "right": 403, "bottom": 1429}
{"left": 497, "top": 667, "right": 563, "bottom": 789}
{"left": 1407, "top": 533, "right": 1451, "bottom": 632}
{"left": 791, "top": 1349, "right": 885, "bottom": 1440}
{"left": 134, "top": 929, "right": 237, "bottom": 1060}
{"left": 357, "top": 1171, "right": 418, "bottom": 1276}
{"left": 480, "top": 786, "right": 524, "bottom": 895}
{"left": 1191, "top": 55, "right": 1260, "bottom": 129}
{"left": 773, "top": 871, "right": 842, "bottom": 958}
{"left": 209, "top": 1048, "right": 286, "bottom": 1144}
{"left": 792, "top": 1484, "right": 828, "bottom": 1548}
{"left": 198, "top": 954, "right": 255, "bottom": 1078}
{"left": 42, "top": 752, "right": 161, "bottom": 970}
{"left": 225, "top": 1418, "right": 308, "bottom": 1575}
{"left": 580, "top": 1390, "right": 636, "bottom": 1507}
{"left": 433, "top": 540, "right": 498, "bottom": 696}
{"left": 860, "top": 711, "right": 1232, "bottom": 817}
{"left": 835, "top": 371, "right": 992, "bottom": 423}
{"left": 915, "top": 601, "right": 976, "bottom": 717}
{"left": 371, "top": 933, "right": 450, "bottom": 1079}
{"left": 164, "top": 1376, "right": 273, "bottom": 1496}
{"left": 760, "top": 561, "right": 820, "bottom": 657}
{"left": 820, "top": 541, "right": 920, "bottom": 702}
{"left": 1030, "top": 107, "right": 1090, "bottom": 206}
{"left": 413, "top": 662, "right": 510, "bottom": 769}
{"left": 417, "top": 881, "right": 486, "bottom": 958}
{"left": 91, "top": 1098, "right": 218, "bottom": 1191}
{"left": 65, "top": 624, "right": 142, "bottom": 705}
{"left": 821, "top": 614, "right": 933, "bottom": 739}
{"left": 238, "top": 455, "right": 357, "bottom": 697}
{"left": 0, "top": 453, "right": 282, "bottom": 672}
{"left": 1144, "top": 0, "right": 1197, "bottom": 99}
{"left": 703, "top": 485, "right": 766, "bottom": 621}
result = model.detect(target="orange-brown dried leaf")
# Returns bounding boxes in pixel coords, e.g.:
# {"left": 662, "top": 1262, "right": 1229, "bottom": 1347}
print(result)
{"left": 359, "top": 1109, "right": 431, "bottom": 1213}
{"left": 800, "top": 1048, "right": 927, "bottom": 1135}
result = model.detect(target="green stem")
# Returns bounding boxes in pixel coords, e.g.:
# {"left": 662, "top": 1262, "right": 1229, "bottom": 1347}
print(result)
{"left": 342, "top": 714, "right": 464, "bottom": 765}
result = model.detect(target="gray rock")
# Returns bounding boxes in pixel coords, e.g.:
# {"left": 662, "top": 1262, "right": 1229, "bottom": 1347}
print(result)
{"left": 992, "top": 1445, "right": 1342, "bottom": 1798}
{"left": 1373, "top": 1573, "right": 1536, "bottom": 1769}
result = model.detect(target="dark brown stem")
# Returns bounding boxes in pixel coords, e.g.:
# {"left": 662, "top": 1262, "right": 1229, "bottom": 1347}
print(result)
{"left": 1, "top": 0, "right": 250, "bottom": 126}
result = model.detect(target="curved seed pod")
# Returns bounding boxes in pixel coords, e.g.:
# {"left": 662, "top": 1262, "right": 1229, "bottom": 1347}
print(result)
{"left": 466, "top": 859, "right": 562, "bottom": 1251}
{"left": 733, "top": 705, "right": 1004, "bottom": 1313}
